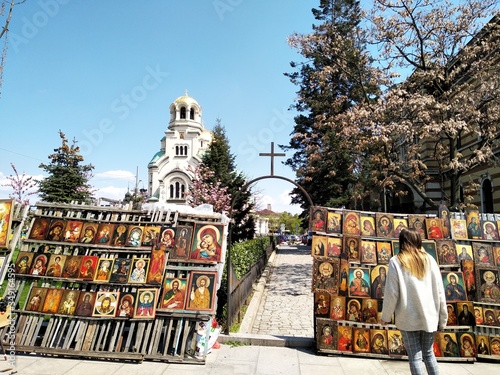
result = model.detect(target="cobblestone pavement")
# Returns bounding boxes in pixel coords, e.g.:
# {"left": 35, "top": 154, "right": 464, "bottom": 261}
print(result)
{"left": 251, "top": 243, "right": 314, "bottom": 337}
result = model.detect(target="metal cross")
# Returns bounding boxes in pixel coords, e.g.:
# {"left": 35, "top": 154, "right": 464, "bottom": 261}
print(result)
{"left": 259, "top": 142, "right": 285, "bottom": 176}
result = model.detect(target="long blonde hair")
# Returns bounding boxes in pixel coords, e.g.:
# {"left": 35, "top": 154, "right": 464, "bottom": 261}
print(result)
{"left": 397, "top": 228, "right": 428, "bottom": 279}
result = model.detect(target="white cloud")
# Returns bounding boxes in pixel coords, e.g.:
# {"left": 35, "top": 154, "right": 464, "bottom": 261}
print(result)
{"left": 94, "top": 170, "right": 135, "bottom": 180}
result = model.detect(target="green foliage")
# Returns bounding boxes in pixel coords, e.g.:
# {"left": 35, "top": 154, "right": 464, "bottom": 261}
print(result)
{"left": 38, "top": 130, "right": 95, "bottom": 204}
{"left": 230, "top": 237, "right": 270, "bottom": 279}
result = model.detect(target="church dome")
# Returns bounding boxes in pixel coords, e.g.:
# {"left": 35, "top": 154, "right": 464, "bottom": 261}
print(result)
{"left": 173, "top": 93, "right": 199, "bottom": 107}
{"left": 169, "top": 91, "right": 203, "bottom": 127}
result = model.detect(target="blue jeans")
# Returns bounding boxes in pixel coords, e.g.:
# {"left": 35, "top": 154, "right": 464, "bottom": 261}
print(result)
{"left": 401, "top": 330, "right": 440, "bottom": 375}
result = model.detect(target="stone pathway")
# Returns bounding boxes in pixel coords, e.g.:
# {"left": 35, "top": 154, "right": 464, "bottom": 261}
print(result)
{"left": 251, "top": 244, "right": 314, "bottom": 337}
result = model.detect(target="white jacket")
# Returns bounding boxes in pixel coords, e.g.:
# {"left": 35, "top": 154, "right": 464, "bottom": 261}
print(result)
{"left": 381, "top": 254, "right": 448, "bottom": 332}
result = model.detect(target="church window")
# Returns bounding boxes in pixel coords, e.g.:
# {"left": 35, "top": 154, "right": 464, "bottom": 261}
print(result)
{"left": 190, "top": 108, "right": 195, "bottom": 120}
{"left": 180, "top": 107, "right": 186, "bottom": 119}
{"left": 481, "top": 178, "right": 493, "bottom": 213}
{"left": 169, "top": 180, "right": 186, "bottom": 199}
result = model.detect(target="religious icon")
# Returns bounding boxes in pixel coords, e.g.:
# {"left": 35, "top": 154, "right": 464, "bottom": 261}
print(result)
{"left": 495, "top": 246, "right": 500, "bottom": 268}
{"left": 482, "top": 220, "right": 499, "bottom": 241}
{"left": 343, "top": 211, "right": 361, "bottom": 236}
{"left": 460, "top": 259, "right": 476, "bottom": 301}
{"left": 360, "top": 215, "right": 376, "bottom": 237}
{"left": 170, "top": 225, "right": 193, "bottom": 261}
{"left": 61, "top": 255, "right": 83, "bottom": 279}
{"left": 483, "top": 308, "right": 497, "bottom": 326}
{"left": 147, "top": 242, "right": 167, "bottom": 284}
{"left": 63, "top": 220, "right": 83, "bottom": 243}
{"left": 28, "top": 217, "right": 50, "bottom": 241}
{"left": 93, "top": 291, "right": 120, "bottom": 317}
{"left": 456, "top": 302, "right": 476, "bottom": 326}
{"left": 476, "top": 335, "right": 490, "bottom": 356}
{"left": 326, "top": 236, "right": 342, "bottom": 257}
{"left": 392, "top": 240, "right": 400, "bottom": 255}
{"left": 94, "top": 258, "right": 114, "bottom": 282}
{"left": 79, "top": 222, "right": 98, "bottom": 244}
{"left": 312, "top": 257, "right": 339, "bottom": 294}
{"left": 349, "top": 267, "right": 371, "bottom": 298}
{"left": 74, "top": 291, "right": 96, "bottom": 317}
{"left": 314, "top": 291, "right": 330, "bottom": 318}
{"left": 326, "top": 212, "right": 342, "bottom": 234}
{"left": 141, "top": 225, "right": 161, "bottom": 246}
{"left": 111, "top": 224, "right": 128, "bottom": 246}
{"left": 316, "top": 318, "right": 336, "bottom": 350}
{"left": 360, "top": 240, "right": 377, "bottom": 265}
{"left": 329, "top": 296, "right": 345, "bottom": 321}
{"left": 338, "top": 260, "right": 349, "bottom": 297}
{"left": 388, "top": 330, "right": 406, "bottom": 356}
{"left": 343, "top": 236, "right": 360, "bottom": 263}
{"left": 160, "top": 278, "right": 187, "bottom": 311}
{"left": 425, "top": 218, "right": 444, "bottom": 240}
{"left": 310, "top": 207, "right": 326, "bottom": 232}
{"left": 376, "top": 241, "right": 392, "bottom": 264}
{"left": 109, "top": 258, "right": 131, "bottom": 284}
{"left": 46, "top": 219, "right": 66, "bottom": 242}
{"left": 408, "top": 214, "right": 426, "bottom": 239}
{"left": 491, "top": 337, "right": 500, "bottom": 356}
{"left": 94, "top": 223, "right": 114, "bottom": 245}
{"left": 337, "top": 325, "right": 352, "bottom": 352}
{"left": 186, "top": 271, "right": 217, "bottom": 312}
{"left": 353, "top": 328, "right": 371, "bottom": 353}
{"left": 134, "top": 288, "right": 158, "bottom": 319}
{"left": 371, "top": 265, "right": 388, "bottom": 299}
{"left": 25, "top": 287, "right": 48, "bottom": 312}
{"left": 476, "top": 268, "right": 500, "bottom": 304}
{"left": 393, "top": 218, "right": 408, "bottom": 238}
{"left": 346, "top": 298, "right": 362, "bottom": 322}
{"left": 125, "top": 225, "right": 144, "bottom": 247}
{"left": 450, "top": 218, "right": 468, "bottom": 240}
{"left": 438, "top": 204, "right": 452, "bottom": 239}
{"left": 41, "top": 288, "right": 64, "bottom": 314}
{"left": 29, "top": 254, "right": 48, "bottom": 276}
{"left": 370, "top": 330, "right": 388, "bottom": 355}
{"left": 436, "top": 240, "right": 458, "bottom": 266}
{"left": 456, "top": 244, "right": 473, "bottom": 263}
{"left": 190, "top": 223, "right": 224, "bottom": 262}
{"left": 465, "top": 210, "right": 481, "bottom": 239}
{"left": 45, "top": 254, "right": 67, "bottom": 277}
{"left": 79, "top": 255, "right": 98, "bottom": 280}
{"left": 422, "top": 241, "right": 438, "bottom": 263}
{"left": 116, "top": 293, "right": 135, "bottom": 318}
{"left": 14, "top": 251, "right": 34, "bottom": 275}
{"left": 472, "top": 242, "right": 495, "bottom": 267}
{"left": 443, "top": 271, "right": 467, "bottom": 302}
{"left": 128, "top": 257, "right": 150, "bottom": 284}
{"left": 57, "top": 289, "right": 80, "bottom": 316}
{"left": 311, "top": 235, "right": 327, "bottom": 257}
{"left": 361, "top": 298, "right": 379, "bottom": 323}
{"left": 438, "top": 332, "right": 460, "bottom": 357}
{"left": 446, "top": 303, "right": 457, "bottom": 326}
{"left": 376, "top": 213, "right": 394, "bottom": 238}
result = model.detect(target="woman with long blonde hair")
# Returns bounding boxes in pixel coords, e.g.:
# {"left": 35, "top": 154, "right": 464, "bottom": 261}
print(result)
{"left": 381, "top": 228, "right": 447, "bottom": 375}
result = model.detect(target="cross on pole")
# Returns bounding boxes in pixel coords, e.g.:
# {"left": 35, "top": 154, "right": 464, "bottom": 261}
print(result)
{"left": 259, "top": 142, "right": 285, "bottom": 176}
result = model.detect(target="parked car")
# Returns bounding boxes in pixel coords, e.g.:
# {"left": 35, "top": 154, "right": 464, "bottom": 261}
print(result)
{"left": 306, "top": 231, "right": 313, "bottom": 246}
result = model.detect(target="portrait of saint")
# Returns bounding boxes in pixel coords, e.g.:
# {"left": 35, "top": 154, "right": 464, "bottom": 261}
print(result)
{"left": 160, "top": 278, "right": 187, "bottom": 310}
{"left": 353, "top": 328, "right": 371, "bottom": 353}
{"left": 25, "top": 287, "right": 48, "bottom": 312}
{"left": 476, "top": 335, "right": 490, "bottom": 355}
{"left": 313, "top": 258, "right": 339, "bottom": 294}
{"left": 141, "top": 225, "right": 161, "bottom": 247}
{"left": 349, "top": 267, "right": 370, "bottom": 298}
{"left": 46, "top": 220, "right": 66, "bottom": 242}
{"left": 343, "top": 211, "right": 361, "bottom": 236}
{"left": 94, "top": 258, "right": 114, "bottom": 282}
{"left": 425, "top": 218, "right": 444, "bottom": 240}
{"left": 186, "top": 271, "right": 217, "bottom": 312}
{"left": 329, "top": 296, "right": 345, "bottom": 321}
{"left": 326, "top": 212, "right": 342, "bottom": 234}
{"left": 29, "top": 254, "right": 48, "bottom": 276}
{"left": 28, "top": 217, "right": 50, "bottom": 241}
{"left": 465, "top": 210, "right": 481, "bottom": 239}
{"left": 477, "top": 268, "right": 500, "bottom": 304}
{"left": 190, "top": 224, "right": 224, "bottom": 263}
{"left": 94, "top": 223, "right": 114, "bottom": 245}
{"left": 376, "top": 241, "right": 392, "bottom": 264}
{"left": 111, "top": 224, "right": 128, "bottom": 246}
{"left": 472, "top": 242, "right": 495, "bottom": 267}
{"left": 117, "top": 293, "right": 135, "bottom": 318}
{"left": 316, "top": 318, "right": 336, "bottom": 350}
{"left": 436, "top": 240, "right": 458, "bottom": 266}
{"left": 314, "top": 292, "right": 330, "bottom": 318}
{"left": 45, "top": 254, "right": 67, "bottom": 278}
{"left": 326, "top": 237, "right": 342, "bottom": 257}
{"left": 337, "top": 326, "right": 352, "bottom": 352}
{"left": 408, "top": 214, "right": 426, "bottom": 239}
{"left": 388, "top": 330, "right": 406, "bottom": 356}
{"left": 63, "top": 221, "right": 83, "bottom": 243}
{"left": 311, "top": 235, "right": 327, "bottom": 257}
{"left": 370, "top": 330, "right": 388, "bottom": 355}
{"left": 79, "top": 223, "right": 98, "bottom": 244}
{"left": 438, "top": 204, "right": 451, "bottom": 239}
{"left": 443, "top": 271, "right": 467, "bottom": 302}
{"left": 450, "top": 218, "right": 468, "bottom": 240}
{"left": 392, "top": 218, "right": 408, "bottom": 238}
{"left": 492, "top": 337, "right": 500, "bottom": 356}
{"left": 109, "top": 258, "right": 131, "bottom": 284}
{"left": 93, "top": 291, "right": 119, "bottom": 317}
{"left": 310, "top": 207, "right": 326, "bottom": 232}
{"left": 494, "top": 246, "right": 500, "bottom": 268}
{"left": 346, "top": 298, "right": 362, "bottom": 322}
{"left": 125, "top": 225, "right": 144, "bottom": 247}
{"left": 134, "top": 288, "right": 157, "bottom": 318}
{"left": 0, "top": 200, "right": 13, "bottom": 248}
{"left": 170, "top": 225, "right": 193, "bottom": 260}
{"left": 371, "top": 265, "right": 388, "bottom": 299}
{"left": 128, "top": 257, "right": 150, "bottom": 284}
{"left": 74, "top": 292, "right": 96, "bottom": 317}
{"left": 461, "top": 259, "right": 476, "bottom": 301}
{"left": 446, "top": 303, "right": 457, "bottom": 326}
{"left": 482, "top": 220, "right": 499, "bottom": 241}
{"left": 456, "top": 302, "right": 476, "bottom": 326}
{"left": 376, "top": 213, "right": 394, "bottom": 238}
{"left": 41, "top": 288, "right": 64, "bottom": 314}
{"left": 338, "top": 260, "right": 349, "bottom": 297}
{"left": 343, "top": 236, "right": 360, "bottom": 263}
{"left": 361, "top": 299, "right": 379, "bottom": 324}
{"left": 360, "top": 241, "right": 377, "bottom": 265}
{"left": 422, "top": 241, "right": 438, "bottom": 263}
{"left": 61, "top": 255, "right": 83, "bottom": 279}
{"left": 360, "top": 216, "right": 376, "bottom": 237}
{"left": 79, "top": 255, "right": 98, "bottom": 280}
{"left": 57, "top": 289, "right": 80, "bottom": 316}
{"left": 147, "top": 242, "right": 167, "bottom": 284}
{"left": 456, "top": 244, "right": 473, "bottom": 263}
{"left": 14, "top": 251, "right": 34, "bottom": 275}
{"left": 440, "top": 333, "right": 459, "bottom": 357}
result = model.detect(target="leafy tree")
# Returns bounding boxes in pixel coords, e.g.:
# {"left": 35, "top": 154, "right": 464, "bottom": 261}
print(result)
{"left": 38, "top": 130, "right": 95, "bottom": 204}
{"left": 201, "top": 119, "right": 255, "bottom": 242}
{"left": 2, "top": 162, "right": 37, "bottom": 205}
{"left": 282, "top": 0, "right": 382, "bottom": 212}
{"left": 341, "top": 0, "right": 500, "bottom": 211}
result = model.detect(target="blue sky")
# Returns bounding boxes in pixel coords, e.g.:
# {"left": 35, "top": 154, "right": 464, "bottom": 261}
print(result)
{"left": 0, "top": 0, "right": 319, "bottom": 214}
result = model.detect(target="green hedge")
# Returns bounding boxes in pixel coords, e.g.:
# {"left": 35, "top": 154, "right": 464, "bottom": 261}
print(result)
{"left": 230, "top": 236, "right": 270, "bottom": 279}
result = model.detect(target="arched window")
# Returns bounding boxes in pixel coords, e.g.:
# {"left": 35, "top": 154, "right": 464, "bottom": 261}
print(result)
{"left": 184, "top": 145, "right": 188, "bottom": 155}
{"left": 190, "top": 108, "right": 195, "bottom": 120}
{"left": 175, "top": 146, "right": 179, "bottom": 155}
{"left": 180, "top": 107, "right": 186, "bottom": 119}
{"left": 169, "top": 180, "right": 186, "bottom": 199}
{"left": 482, "top": 178, "right": 494, "bottom": 213}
